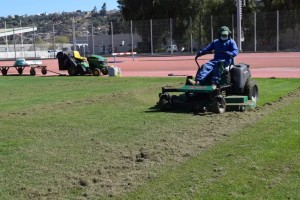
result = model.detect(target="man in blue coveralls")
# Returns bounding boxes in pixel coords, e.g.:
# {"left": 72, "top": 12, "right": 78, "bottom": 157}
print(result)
{"left": 189, "top": 26, "right": 239, "bottom": 89}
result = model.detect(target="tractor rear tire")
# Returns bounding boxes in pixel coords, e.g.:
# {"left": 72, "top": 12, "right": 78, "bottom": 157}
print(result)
{"left": 77, "top": 64, "right": 85, "bottom": 76}
{"left": 244, "top": 79, "right": 259, "bottom": 103}
{"left": 68, "top": 66, "right": 77, "bottom": 76}
{"left": 212, "top": 96, "right": 226, "bottom": 114}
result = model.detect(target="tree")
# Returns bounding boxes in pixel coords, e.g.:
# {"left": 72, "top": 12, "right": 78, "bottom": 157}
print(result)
{"left": 117, "top": 0, "right": 198, "bottom": 20}
{"left": 256, "top": 0, "right": 300, "bottom": 11}
{"left": 100, "top": 3, "right": 107, "bottom": 16}
{"left": 117, "top": 0, "right": 199, "bottom": 52}
{"left": 91, "top": 6, "right": 98, "bottom": 17}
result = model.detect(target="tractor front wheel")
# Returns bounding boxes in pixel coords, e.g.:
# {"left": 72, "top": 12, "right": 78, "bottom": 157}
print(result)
{"left": 93, "top": 68, "right": 102, "bottom": 76}
{"left": 101, "top": 68, "right": 108, "bottom": 75}
{"left": 158, "top": 93, "right": 172, "bottom": 111}
{"left": 212, "top": 96, "right": 226, "bottom": 114}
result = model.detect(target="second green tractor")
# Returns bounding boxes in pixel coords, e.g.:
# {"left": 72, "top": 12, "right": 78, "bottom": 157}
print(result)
{"left": 57, "top": 51, "right": 109, "bottom": 76}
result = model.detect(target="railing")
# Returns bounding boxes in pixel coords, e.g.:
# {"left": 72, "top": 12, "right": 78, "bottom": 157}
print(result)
{"left": 0, "top": 9, "right": 299, "bottom": 59}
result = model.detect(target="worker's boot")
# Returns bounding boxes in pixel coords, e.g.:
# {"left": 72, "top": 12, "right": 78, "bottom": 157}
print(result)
{"left": 188, "top": 79, "right": 197, "bottom": 85}
{"left": 211, "top": 82, "right": 218, "bottom": 90}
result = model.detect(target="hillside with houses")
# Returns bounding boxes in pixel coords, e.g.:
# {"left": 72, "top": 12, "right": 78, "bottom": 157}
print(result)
{"left": 0, "top": 7, "right": 122, "bottom": 46}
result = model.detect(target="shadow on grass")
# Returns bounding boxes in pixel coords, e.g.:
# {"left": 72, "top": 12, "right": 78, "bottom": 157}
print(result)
{"left": 147, "top": 103, "right": 214, "bottom": 116}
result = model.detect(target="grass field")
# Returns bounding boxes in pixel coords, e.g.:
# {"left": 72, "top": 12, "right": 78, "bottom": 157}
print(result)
{"left": 0, "top": 76, "right": 299, "bottom": 199}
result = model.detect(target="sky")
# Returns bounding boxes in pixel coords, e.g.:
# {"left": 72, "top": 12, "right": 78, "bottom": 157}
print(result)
{"left": 0, "top": 0, "right": 119, "bottom": 17}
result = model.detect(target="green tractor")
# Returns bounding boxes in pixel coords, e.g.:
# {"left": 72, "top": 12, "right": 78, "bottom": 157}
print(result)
{"left": 87, "top": 54, "right": 109, "bottom": 76}
{"left": 57, "top": 51, "right": 109, "bottom": 76}
{"left": 158, "top": 58, "right": 259, "bottom": 113}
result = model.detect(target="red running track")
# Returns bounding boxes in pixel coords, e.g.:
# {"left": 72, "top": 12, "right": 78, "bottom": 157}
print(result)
{"left": 0, "top": 52, "right": 299, "bottom": 78}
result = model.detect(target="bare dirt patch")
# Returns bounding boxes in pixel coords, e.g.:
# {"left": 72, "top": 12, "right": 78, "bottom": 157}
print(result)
{"left": 45, "top": 88, "right": 299, "bottom": 199}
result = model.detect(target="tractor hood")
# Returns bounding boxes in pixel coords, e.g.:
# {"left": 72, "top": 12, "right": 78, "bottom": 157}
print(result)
{"left": 88, "top": 55, "right": 107, "bottom": 62}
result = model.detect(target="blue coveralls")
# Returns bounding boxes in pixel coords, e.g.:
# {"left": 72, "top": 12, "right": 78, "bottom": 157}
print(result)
{"left": 195, "top": 38, "right": 238, "bottom": 84}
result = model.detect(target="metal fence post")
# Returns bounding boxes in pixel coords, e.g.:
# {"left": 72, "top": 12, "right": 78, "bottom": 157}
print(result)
{"left": 52, "top": 24, "right": 56, "bottom": 57}
{"left": 33, "top": 26, "right": 36, "bottom": 58}
{"left": 190, "top": 17, "right": 193, "bottom": 54}
{"left": 170, "top": 18, "right": 173, "bottom": 54}
{"left": 13, "top": 28, "right": 16, "bottom": 60}
{"left": 211, "top": 15, "right": 213, "bottom": 42}
{"left": 232, "top": 14, "right": 235, "bottom": 41}
{"left": 199, "top": 15, "right": 202, "bottom": 47}
{"left": 254, "top": 12, "right": 257, "bottom": 52}
{"left": 131, "top": 20, "right": 134, "bottom": 53}
{"left": 237, "top": 0, "right": 242, "bottom": 51}
{"left": 92, "top": 23, "right": 95, "bottom": 54}
{"left": 86, "top": 29, "right": 89, "bottom": 54}
{"left": 150, "top": 19, "right": 153, "bottom": 55}
{"left": 20, "top": 20, "right": 24, "bottom": 58}
{"left": 111, "top": 21, "right": 114, "bottom": 54}
{"left": 277, "top": 10, "right": 279, "bottom": 51}
{"left": 72, "top": 18, "right": 76, "bottom": 51}
{"left": 5, "top": 21, "right": 8, "bottom": 54}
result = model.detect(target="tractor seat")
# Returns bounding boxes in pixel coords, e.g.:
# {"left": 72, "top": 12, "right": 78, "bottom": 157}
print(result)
{"left": 73, "top": 51, "right": 87, "bottom": 62}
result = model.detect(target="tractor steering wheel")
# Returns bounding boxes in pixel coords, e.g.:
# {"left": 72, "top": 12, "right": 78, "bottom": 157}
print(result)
{"left": 195, "top": 56, "right": 201, "bottom": 69}
{"left": 195, "top": 50, "right": 233, "bottom": 69}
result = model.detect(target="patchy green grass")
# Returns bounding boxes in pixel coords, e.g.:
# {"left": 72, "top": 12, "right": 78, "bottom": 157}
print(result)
{"left": 255, "top": 78, "right": 300, "bottom": 105}
{"left": 0, "top": 76, "right": 299, "bottom": 199}
{"left": 121, "top": 89, "right": 300, "bottom": 200}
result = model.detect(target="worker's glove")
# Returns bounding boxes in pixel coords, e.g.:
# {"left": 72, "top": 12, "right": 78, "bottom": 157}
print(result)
{"left": 225, "top": 51, "right": 233, "bottom": 57}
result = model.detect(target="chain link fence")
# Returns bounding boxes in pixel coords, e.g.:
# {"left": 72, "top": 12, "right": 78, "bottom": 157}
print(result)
{"left": 0, "top": 10, "right": 299, "bottom": 59}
